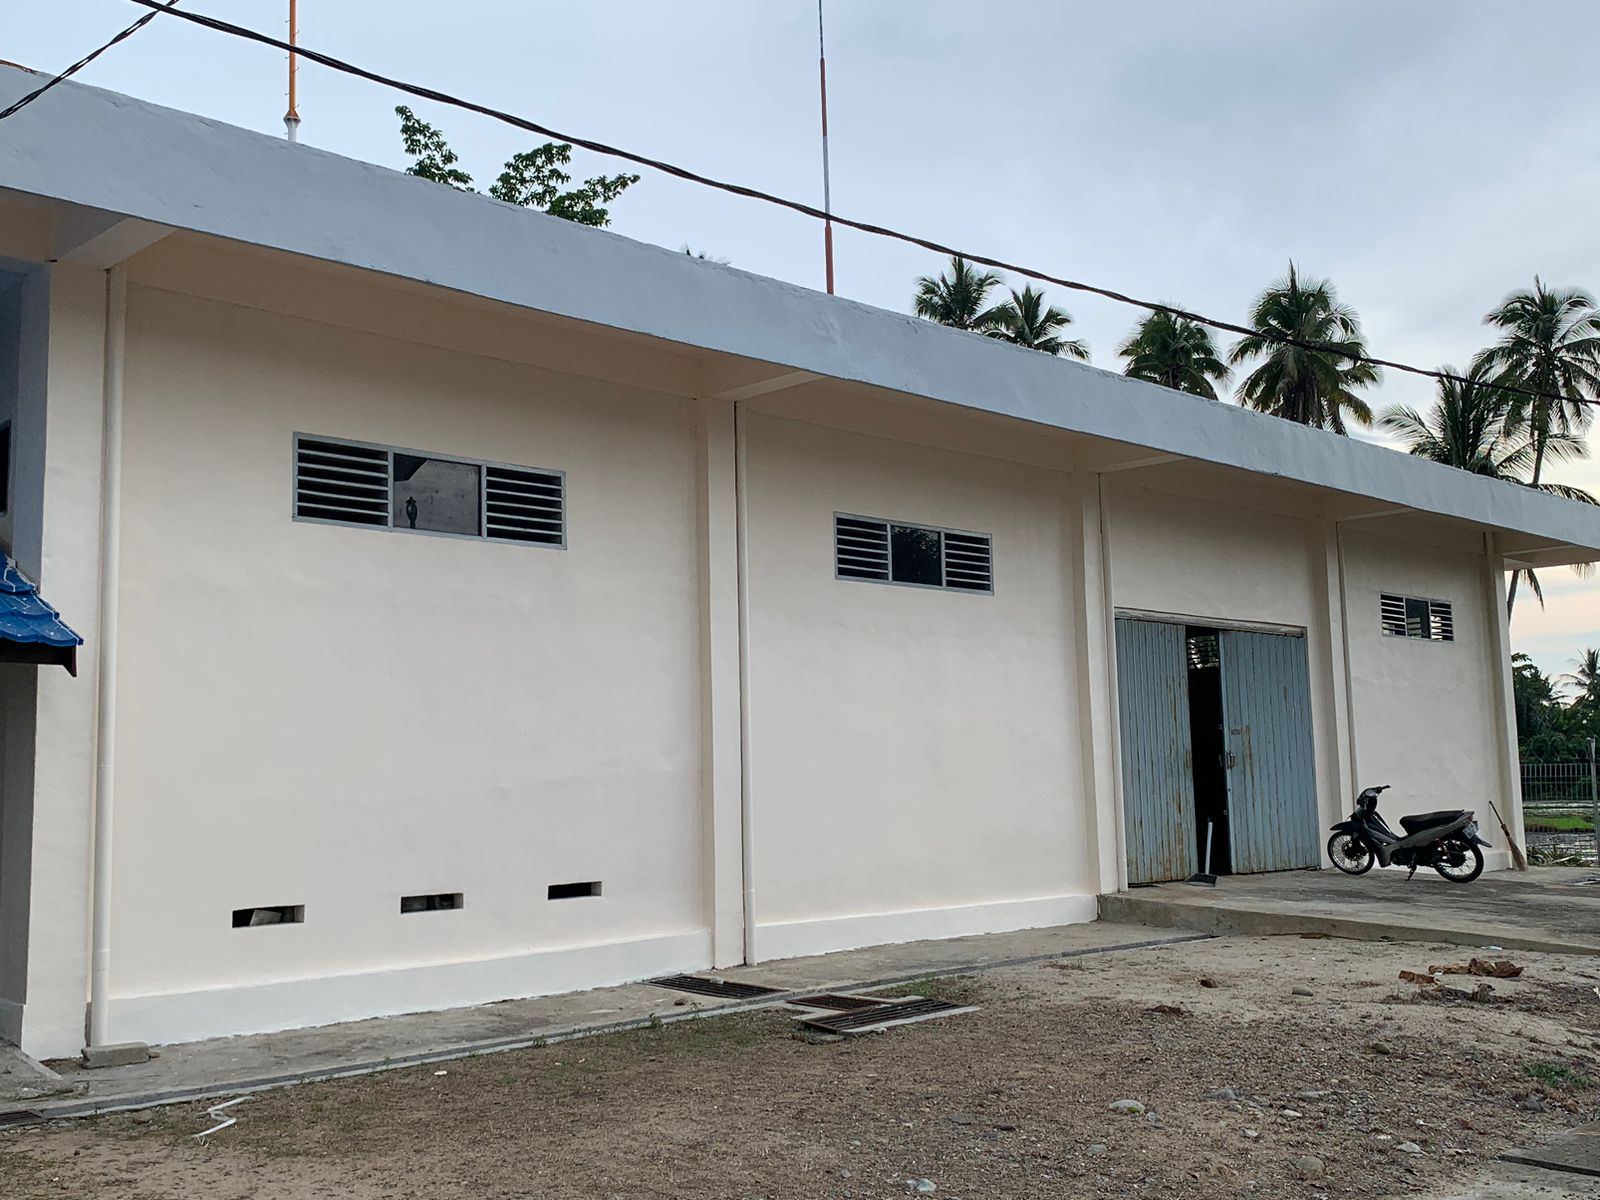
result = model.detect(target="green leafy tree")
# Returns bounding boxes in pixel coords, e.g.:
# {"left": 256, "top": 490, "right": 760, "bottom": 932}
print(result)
{"left": 1379, "top": 362, "right": 1595, "bottom": 613}
{"left": 1513, "top": 653, "right": 1600, "bottom": 762}
{"left": 913, "top": 256, "right": 1007, "bottom": 332}
{"left": 1229, "top": 263, "right": 1380, "bottom": 433}
{"left": 397, "top": 105, "right": 474, "bottom": 189}
{"left": 1117, "top": 310, "right": 1231, "bottom": 399}
{"left": 396, "top": 106, "right": 638, "bottom": 228}
{"left": 989, "top": 285, "right": 1089, "bottom": 359}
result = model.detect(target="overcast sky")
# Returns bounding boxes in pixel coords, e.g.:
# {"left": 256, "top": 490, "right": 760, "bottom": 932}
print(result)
{"left": 8, "top": 1, "right": 1599, "bottom": 681}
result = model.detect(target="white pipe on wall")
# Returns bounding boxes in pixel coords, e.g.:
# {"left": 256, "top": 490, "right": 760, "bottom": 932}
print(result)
{"left": 87, "top": 263, "right": 127, "bottom": 1048}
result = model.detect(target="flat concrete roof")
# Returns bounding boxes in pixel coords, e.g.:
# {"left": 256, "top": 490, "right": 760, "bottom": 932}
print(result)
{"left": 1, "top": 64, "right": 1598, "bottom": 563}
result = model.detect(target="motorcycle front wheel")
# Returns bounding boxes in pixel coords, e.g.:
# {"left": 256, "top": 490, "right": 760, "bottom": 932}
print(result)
{"left": 1434, "top": 841, "right": 1484, "bottom": 883}
{"left": 1327, "top": 832, "right": 1374, "bottom": 875}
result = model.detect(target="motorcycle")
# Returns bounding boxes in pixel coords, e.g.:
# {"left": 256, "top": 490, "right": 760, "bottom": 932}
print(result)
{"left": 1327, "top": 785, "right": 1491, "bottom": 883}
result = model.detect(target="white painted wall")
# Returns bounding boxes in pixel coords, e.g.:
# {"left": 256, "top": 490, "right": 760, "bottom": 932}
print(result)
{"left": 1341, "top": 529, "right": 1515, "bottom": 860}
{"left": 0, "top": 260, "right": 1534, "bottom": 1054}
{"left": 742, "top": 412, "right": 1094, "bottom": 960}
{"left": 100, "top": 285, "right": 712, "bottom": 1045}
{"left": 1108, "top": 481, "right": 1318, "bottom": 629}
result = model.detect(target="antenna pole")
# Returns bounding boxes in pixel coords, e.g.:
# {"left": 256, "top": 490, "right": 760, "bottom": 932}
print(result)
{"left": 817, "top": 0, "right": 834, "bottom": 294}
{"left": 284, "top": 0, "right": 301, "bottom": 142}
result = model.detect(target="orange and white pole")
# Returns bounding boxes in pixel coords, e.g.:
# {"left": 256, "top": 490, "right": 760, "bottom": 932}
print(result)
{"left": 284, "top": 0, "right": 301, "bottom": 141}
{"left": 817, "top": 0, "right": 835, "bottom": 294}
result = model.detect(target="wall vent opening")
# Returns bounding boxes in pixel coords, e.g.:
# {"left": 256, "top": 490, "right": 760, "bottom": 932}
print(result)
{"left": 547, "top": 881, "right": 602, "bottom": 900}
{"left": 833, "top": 513, "right": 993, "bottom": 594}
{"left": 401, "top": 892, "right": 463, "bottom": 913}
{"left": 232, "top": 905, "right": 304, "bottom": 928}
{"left": 294, "top": 437, "right": 390, "bottom": 526}
{"left": 1380, "top": 593, "right": 1454, "bottom": 642}
{"left": 293, "top": 433, "right": 566, "bottom": 547}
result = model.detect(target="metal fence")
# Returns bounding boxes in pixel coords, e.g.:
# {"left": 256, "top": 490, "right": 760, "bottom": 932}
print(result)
{"left": 1521, "top": 738, "right": 1599, "bottom": 864}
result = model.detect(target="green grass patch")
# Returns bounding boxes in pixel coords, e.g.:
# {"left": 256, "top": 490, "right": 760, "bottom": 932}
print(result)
{"left": 1527, "top": 1060, "right": 1595, "bottom": 1091}
{"left": 1526, "top": 813, "right": 1595, "bottom": 833}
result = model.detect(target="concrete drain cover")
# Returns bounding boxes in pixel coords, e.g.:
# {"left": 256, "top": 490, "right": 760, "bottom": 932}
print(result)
{"left": 799, "top": 997, "right": 977, "bottom": 1035}
{"left": 647, "top": 975, "right": 781, "bottom": 1001}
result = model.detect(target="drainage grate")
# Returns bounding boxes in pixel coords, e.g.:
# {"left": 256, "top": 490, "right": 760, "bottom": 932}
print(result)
{"left": 647, "top": 974, "right": 782, "bottom": 1001}
{"left": 799, "top": 997, "right": 976, "bottom": 1035}
{"left": 788, "top": 993, "right": 897, "bottom": 1012}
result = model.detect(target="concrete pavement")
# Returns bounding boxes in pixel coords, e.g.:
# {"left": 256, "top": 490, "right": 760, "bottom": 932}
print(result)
{"left": 1101, "top": 866, "right": 1600, "bottom": 956}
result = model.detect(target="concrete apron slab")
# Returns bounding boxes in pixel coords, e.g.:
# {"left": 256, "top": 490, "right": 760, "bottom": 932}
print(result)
{"left": 1100, "top": 866, "right": 1600, "bottom": 957}
{"left": 0, "top": 1044, "right": 78, "bottom": 1106}
{"left": 1, "top": 921, "right": 1204, "bottom": 1125}
{"left": 1432, "top": 1125, "right": 1600, "bottom": 1198}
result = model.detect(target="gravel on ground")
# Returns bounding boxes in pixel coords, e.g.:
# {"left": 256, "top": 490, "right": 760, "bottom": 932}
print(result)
{"left": 2, "top": 934, "right": 1598, "bottom": 1199}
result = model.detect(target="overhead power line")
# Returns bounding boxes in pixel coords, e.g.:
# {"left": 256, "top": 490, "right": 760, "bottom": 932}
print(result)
{"left": 106, "top": 0, "right": 1600, "bottom": 414}
{"left": 0, "top": 1, "right": 179, "bottom": 124}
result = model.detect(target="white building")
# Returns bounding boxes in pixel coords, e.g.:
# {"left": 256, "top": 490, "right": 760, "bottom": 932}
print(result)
{"left": 1, "top": 68, "right": 1597, "bottom": 1061}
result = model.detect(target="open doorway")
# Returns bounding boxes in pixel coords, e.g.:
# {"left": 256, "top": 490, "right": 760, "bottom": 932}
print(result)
{"left": 1185, "top": 628, "right": 1231, "bottom": 877}
{"left": 1115, "top": 615, "right": 1320, "bottom": 884}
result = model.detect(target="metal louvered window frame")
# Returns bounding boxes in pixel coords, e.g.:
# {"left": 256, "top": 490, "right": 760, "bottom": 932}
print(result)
{"left": 1379, "top": 592, "right": 1454, "bottom": 643}
{"left": 293, "top": 433, "right": 566, "bottom": 550}
{"left": 832, "top": 512, "right": 994, "bottom": 595}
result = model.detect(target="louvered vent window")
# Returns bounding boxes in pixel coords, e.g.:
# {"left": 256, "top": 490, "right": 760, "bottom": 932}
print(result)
{"left": 1380, "top": 593, "right": 1453, "bottom": 642}
{"left": 294, "top": 434, "right": 565, "bottom": 548}
{"left": 1187, "top": 633, "right": 1220, "bottom": 669}
{"left": 294, "top": 438, "right": 389, "bottom": 527}
{"left": 833, "top": 513, "right": 993, "bottom": 594}
{"left": 485, "top": 465, "right": 565, "bottom": 545}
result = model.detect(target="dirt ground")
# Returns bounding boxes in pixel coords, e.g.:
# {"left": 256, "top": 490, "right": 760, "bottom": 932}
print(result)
{"left": 3, "top": 934, "right": 1599, "bottom": 1199}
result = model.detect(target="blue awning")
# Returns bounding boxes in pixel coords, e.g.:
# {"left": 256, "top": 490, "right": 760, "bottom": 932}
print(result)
{"left": 0, "top": 553, "right": 82, "bottom": 673}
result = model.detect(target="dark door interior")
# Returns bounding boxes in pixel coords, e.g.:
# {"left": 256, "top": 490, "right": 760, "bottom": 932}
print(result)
{"left": 1185, "top": 627, "right": 1232, "bottom": 875}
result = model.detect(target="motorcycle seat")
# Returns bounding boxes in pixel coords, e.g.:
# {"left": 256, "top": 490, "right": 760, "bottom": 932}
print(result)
{"left": 1398, "top": 810, "right": 1463, "bottom": 833}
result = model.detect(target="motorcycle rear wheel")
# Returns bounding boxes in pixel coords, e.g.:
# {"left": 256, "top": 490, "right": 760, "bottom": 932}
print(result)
{"left": 1327, "top": 832, "right": 1374, "bottom": 875}
{"left": 1435, "top": 841, "right": 1484, "bottom": 883}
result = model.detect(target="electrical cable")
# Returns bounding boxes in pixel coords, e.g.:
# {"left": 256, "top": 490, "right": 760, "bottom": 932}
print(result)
{"left": 0, "top": 1, "right": 179, "bottom": 123}
{"left": 112, "top": 0, "right": 1600, "bottom": 413}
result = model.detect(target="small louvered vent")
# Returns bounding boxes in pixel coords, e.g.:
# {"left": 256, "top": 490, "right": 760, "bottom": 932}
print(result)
{"left": 486, "top": 466, "right": 565, "bottom": 545}
{"left": 1428, "top": 600, "right": 1455, "bottom": 642}
{"left": 1379, "top": 593, "right": 1408, "bottom": 637}
{"left": 1187, "top": 633, "right": 1220, "bottom": 669}
{"left": 295, "top": 437, "right": 390, "bottom": 526}
{"left": 835, "top": 515, "right": 891, "bottom": 581}
{"left": 1381, "top": 592, "right": 1453, "bottom": 642}
{"left": 942, "top": 531, "right": 993, "bottom": 592}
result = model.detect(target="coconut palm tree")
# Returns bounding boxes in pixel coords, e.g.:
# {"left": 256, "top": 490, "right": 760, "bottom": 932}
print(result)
{"left": 989, "top": 285, "right": 1089, "bottom": 359}
{"left": 1473, "top": 278, "right": 1600, "bottom": 492}
{"left": 913, "top": 256, "right": 1006, "bottom": 333}
{"left": 1564, "top": 648, "right": 1600, "bottom": 704}
{"left": 1229, "top": 264, "right": 1380, "bottom": 433}
{"left": 1117, "top": 310, "right": 1231, "bottom": 399}
{"left": 1380, "top": 362, "right": 1595, "bottom": 612}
